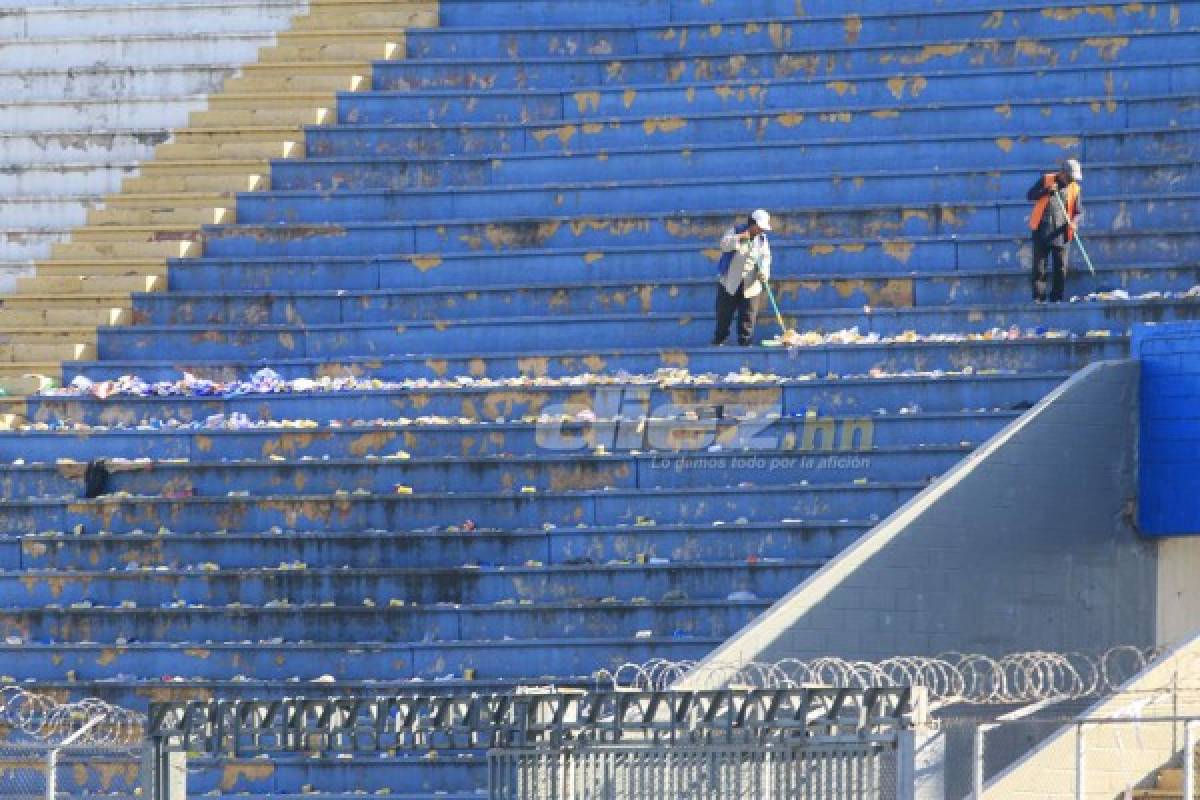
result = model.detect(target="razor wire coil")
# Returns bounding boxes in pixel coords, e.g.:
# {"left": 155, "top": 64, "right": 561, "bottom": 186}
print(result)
{"left": 0, "top": 686, "right": 145, "bottom": 745}
{"left": 599, "top": 647, "right": 1198, "bottom": 707}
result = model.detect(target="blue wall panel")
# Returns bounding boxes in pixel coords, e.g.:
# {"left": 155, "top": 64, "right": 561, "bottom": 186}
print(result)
{"left": 1135, "top": 321, "right": 1200, "bottom": 535}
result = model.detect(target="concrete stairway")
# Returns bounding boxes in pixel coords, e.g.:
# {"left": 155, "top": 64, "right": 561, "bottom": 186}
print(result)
{"left": 0, "top": 0, "right": 1197, "bottom": 797}
{"left": 0, "top": 0, "right": 314, "bottom": 286}
{"left": 1136, "top": 768, "right": 1195, "bottom": 799}
{"left": 0, "top": 0, "right": 435, "bottom": 395}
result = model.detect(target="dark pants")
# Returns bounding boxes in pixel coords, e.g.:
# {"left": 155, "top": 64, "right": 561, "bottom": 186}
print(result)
{"left": 713, "top": 284, "right": 761, "bottom": 346}
{"left": 1032, "top": 236, "right": 1069, "bottom": 302}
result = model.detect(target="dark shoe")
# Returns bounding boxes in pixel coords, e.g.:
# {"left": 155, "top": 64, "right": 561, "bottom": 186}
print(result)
{"left": 711, "top": 338, "right": 726, "bottom": 347}
{"left": 737, "top": 339, "right": 753, "bottom": 347}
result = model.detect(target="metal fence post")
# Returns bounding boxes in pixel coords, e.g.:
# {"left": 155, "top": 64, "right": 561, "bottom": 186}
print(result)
{"left": 1185, "top": 720, "right": 1197, "bottom": 800}
{"left": 973, "top": 723, "right": 998, "bottom": 800}
{"left": 144, "top": 737, "right": 187, "bottom": 800}
{"left": 896, "top": 731, "right": 915, "bottom": 800}
{"left": 44, "top": 747, "right": 56, "bottom": 800}
{"left": 45, "top": 715, "right": 105, "bottom": 800}
{"left": 1075, "top": 723, "right": 1087, "bottom": 800}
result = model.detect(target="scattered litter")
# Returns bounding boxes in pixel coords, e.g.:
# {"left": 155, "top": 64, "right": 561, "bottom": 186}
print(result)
{"left": 24, "top": 364, "right": 1039, "bottom": 433}
{"left": 761, "top": 324, "right": 1103, "bottom": 349}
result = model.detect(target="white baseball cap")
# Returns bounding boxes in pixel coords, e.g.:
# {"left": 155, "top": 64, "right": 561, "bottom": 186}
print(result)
{"left": 750, "top": 209, "right": 772, "bottom": 231}
{"left": 1063, "top": 158, "right": 1083, "bottom": 182}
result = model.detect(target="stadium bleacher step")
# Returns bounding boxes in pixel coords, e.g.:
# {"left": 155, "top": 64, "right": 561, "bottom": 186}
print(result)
{"left": 122, "top": 160, "right": 270, "bottom": 193}
{"left": 263, "top": 30, "right": 406, "bottom": 62}
{"left": 0, "top": 293, "right": 130, "bottom": 326}
{"left": 0, "top": 0, "right": 438, "bottom": 412}
{"left": 0, "top": 0, "right": 1196, "bottom": 795}
{"left": 7, "top": 518, "right": 878, "bottom": 570}
{"left": 1133, "top": 766, "right": 1200, "bottom": 799}
{"left": 154, "top": 133, "right": 300, "bottom": 161}
{"left": 87, "top": 198, "right": 235, "bottom": 227}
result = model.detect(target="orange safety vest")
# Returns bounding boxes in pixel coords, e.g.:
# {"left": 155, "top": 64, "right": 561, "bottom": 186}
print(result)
{"left": 1029, "top": 174, "right": 1080, "bottom": 241}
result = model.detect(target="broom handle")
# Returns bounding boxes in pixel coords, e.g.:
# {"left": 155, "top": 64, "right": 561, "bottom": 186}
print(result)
{"left": 1051, "top": 189, "right": 1096, "bottom": 276}
{"left": 761, "top": 273, "right": 788, "bottom": 333}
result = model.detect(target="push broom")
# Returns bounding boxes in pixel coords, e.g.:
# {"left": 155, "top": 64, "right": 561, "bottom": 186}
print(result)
{"left": 1051, "top": 190, "right": 1096, "bottom": 276}
{"left": 757, "top": 265, "right": 798, "bottom": 345}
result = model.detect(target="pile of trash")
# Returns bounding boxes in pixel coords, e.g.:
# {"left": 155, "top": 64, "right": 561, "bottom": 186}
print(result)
{"left": 763, "top": 325, "right": 1113, "bottom": 348}
{"left": 1070, "top": 285, "right": 1200, "bottom": 303}
{"left": 43, "top": 369, "right": 391, "bottom": 400}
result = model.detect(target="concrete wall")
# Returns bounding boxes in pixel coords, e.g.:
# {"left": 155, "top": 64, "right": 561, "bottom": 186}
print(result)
{"left": 680, "top": 359, "right": 1156, "bottom": 679}
{"left": 982, "top": 633, "right": 1200, "bottom": 799}
{"left": 1156, "top": 537, "right": 1200, "bottom": 647}
{"left": 1130, "top": 322, "right": 1200, "bottom": 646}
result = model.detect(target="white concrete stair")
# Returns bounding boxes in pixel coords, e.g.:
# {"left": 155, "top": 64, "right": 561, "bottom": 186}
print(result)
{"left": 0, "top": 0, "right": 307, "bottom": 39}
{"left": 0, "top": 65, "right": 238, "bottom": 102}
{"left": 0, "top": 0, "right": 320, "bottom": 263}
{"left": 0, "top": 32, "right": 278, "bottom": 68}
{"left": 0, "top": 163, "right": 139, "bottom": 195}
{"left": 0, "top": 96, "right": 217, "bottom": 132}
{"left": 0, "top": 198, "right": 95, "bottom": 229}
{"left": 0, "top": 130, "right": 168, "bottom": 164}
{"left": 0, "top": 229, "right": 74, "bottom": 262}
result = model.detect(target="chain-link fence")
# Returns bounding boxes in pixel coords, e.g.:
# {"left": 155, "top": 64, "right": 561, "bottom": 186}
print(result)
{"left": 0, "top": 688, "right": 149, "bottom": 800}
{"left": 0, "top": 742, "right": 146, "bottom": 800}
{"left": 489, "top": 742, "right": 901, "bottom": 800}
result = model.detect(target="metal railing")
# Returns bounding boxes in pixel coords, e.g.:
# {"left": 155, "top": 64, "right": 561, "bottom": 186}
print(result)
{"left": 489, "top": 741, "right": 904, "bottom": 800}
{"left": 970, "top": 711, "right": 1200, "bottom": 799}
{"left": 148, "top": 687, "right": 920, "bottom": 756}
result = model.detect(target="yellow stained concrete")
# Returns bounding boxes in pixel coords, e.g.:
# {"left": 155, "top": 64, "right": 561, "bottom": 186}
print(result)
{"left": 3, "top": 1, "right": 436, "bottom": 402}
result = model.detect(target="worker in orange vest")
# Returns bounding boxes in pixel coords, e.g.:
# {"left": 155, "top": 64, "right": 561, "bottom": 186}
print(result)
{"left": 1026, "top": 158, "right": 1084, "bottom": 303}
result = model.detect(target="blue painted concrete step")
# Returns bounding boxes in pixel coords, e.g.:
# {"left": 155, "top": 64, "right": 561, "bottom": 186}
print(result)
{"left": 0, "top": 482, "right": 926, "bottom": 535}
{"left": 4, "top": 562, "right": 800, "bottom": 606}
{"left": 404, "top": 6, "right": 1194, "bottom": 60}
{"left": 0, "top": 562, "right": 813, "bottom": 606}
{"left": 78, "top": 334, "right": 1123, "bottom": 376}
{"left": 0, "top": 601, "right": 772, "bottom": 645}
{"left": 92, "top": 302, "right": 1195, "bottom": 360}
{"left": 69, "top": 333, "right": 1124, "bottom": 385}
{"left": 202, "top": 196, "right": 1198, "bottom": 258}
{"left": 276, "top": 128, "right": 1200, "bottom": 189}
{"left": 237, "top": 163, "right": 1199, "bottom": 223}
{"left": 303, "top": 93, "right": 1193, "bottom": 157}
{"left": 338, "top": 65, "right": 1200, "bottom": 125}
{"left": 0, "top": 637, "right": 719, "bottom": 680}
{"left": 130, "top": 264, "right": 1200, "bottom": 326}
{"left": 11, "top": 519, "right": 873, "bottom": 570}
{"left": 168, "top": 231, "right": 1200, "bottom": 290}
{"left": 23, "top": 371, "right": 1071, "bottom": 428}
{"left": 0, "top": 446, "right": 968, "bottom": 499}
{"left": 434, "top": 0, "right": 1143, "bottom": 26}
{"left": 0, "top": 411, "right": 1013, "bottom": 462}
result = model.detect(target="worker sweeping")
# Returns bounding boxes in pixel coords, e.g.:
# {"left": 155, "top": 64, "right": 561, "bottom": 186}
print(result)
{"left": 1027, "top": 158, "right": 1085, "bottom": 303}
{"left": 712, "top": 209, "right": 774, "bottom": 346}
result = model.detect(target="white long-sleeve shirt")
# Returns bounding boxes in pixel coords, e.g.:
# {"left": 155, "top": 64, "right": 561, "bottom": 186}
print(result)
{"left": 717, "top": 225, "right": 771, "bottom": 298}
